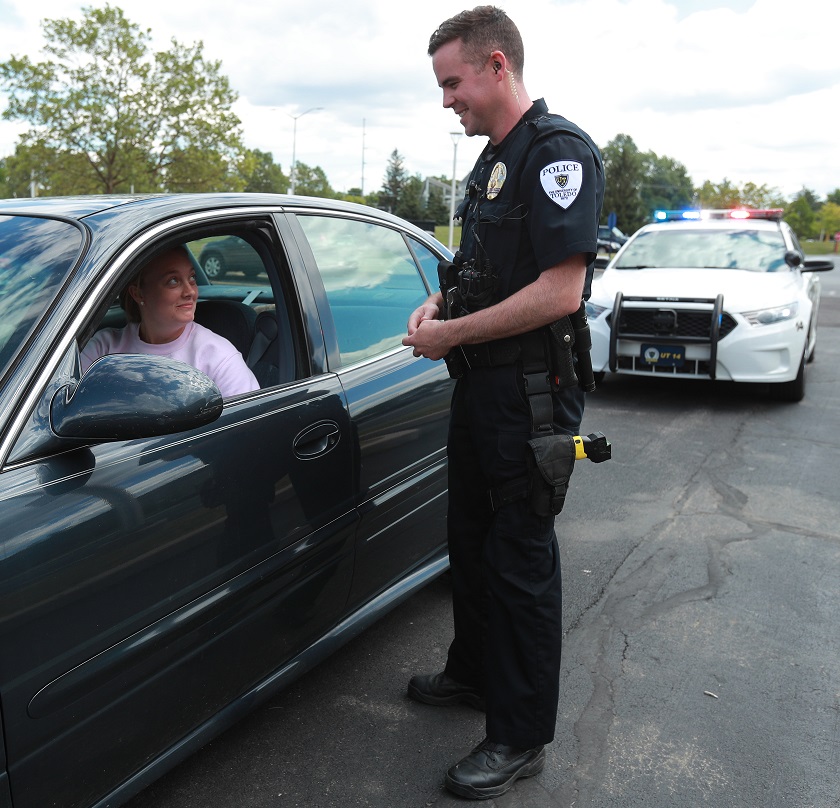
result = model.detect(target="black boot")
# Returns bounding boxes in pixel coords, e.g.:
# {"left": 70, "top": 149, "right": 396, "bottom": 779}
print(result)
{"left": 407, "top": 671, "right": 485, "bottom": 711}
{"left": 445, "top": 738, "right": 545, "bottom": 800}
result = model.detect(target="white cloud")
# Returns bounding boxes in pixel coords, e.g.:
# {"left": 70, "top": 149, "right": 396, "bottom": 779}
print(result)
{"left": 1, "top": 0, "right": 838, "bottom": 198}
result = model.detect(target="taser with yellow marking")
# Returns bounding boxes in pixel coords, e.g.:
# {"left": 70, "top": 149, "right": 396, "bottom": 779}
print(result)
{"left": 572, "top": 432, "right": 611, "bottom": 463}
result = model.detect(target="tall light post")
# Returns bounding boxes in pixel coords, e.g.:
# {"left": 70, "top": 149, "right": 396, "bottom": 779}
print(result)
{"left": 448, "top": 132, "right": 462, "bottom": 251}
{"left": 289, "top": 107, "right": 323, "bottom": 195}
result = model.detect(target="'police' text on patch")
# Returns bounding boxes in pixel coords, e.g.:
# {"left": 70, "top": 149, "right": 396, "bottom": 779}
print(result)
{"left": 539, "top": 160, "right": 583, "bottom": 209}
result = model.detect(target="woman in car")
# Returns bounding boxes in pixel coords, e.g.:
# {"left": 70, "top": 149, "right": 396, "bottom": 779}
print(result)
{"left": 81, "top": 245, "right": 260, "bottom": 397}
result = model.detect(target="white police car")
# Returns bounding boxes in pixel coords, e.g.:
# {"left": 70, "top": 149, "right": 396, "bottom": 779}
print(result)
{"left": 586, "top": 209, "right": 834, "bottom": 401}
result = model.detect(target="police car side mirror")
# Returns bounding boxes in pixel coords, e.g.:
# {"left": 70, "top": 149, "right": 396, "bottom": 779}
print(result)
{"left": 801, "top": 258, "right": 835, "bottom": 273}
{"left": 784, "top": 250, "right": 802, "bottom": 268}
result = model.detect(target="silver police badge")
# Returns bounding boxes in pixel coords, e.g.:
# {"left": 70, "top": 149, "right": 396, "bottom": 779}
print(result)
{"left": 486, "top": 162, "right": 507, "bottom": 199}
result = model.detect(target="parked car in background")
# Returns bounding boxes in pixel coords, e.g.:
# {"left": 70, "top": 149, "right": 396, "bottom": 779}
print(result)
{"left": 0, "top": 193, "right": 453, "bottom": 808}
{"left": 597, "top": 224, "right": 628, "bottom": 253}
{"left": 197, "top": 234, "right": 266, "bottom": 279}
{"left": 586, "top": 208, "right": 834, "bottom": 401}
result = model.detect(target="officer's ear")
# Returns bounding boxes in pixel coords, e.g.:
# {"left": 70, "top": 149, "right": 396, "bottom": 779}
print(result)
{"left": 489, "top": 51, "right": 506, "bottom": 78}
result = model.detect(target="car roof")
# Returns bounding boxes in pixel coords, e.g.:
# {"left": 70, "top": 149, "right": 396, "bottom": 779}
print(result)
{"left": 0, "top": 193, "right": 425, "bottom": 233}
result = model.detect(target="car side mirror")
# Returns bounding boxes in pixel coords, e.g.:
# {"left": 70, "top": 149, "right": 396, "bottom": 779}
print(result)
{"left": 801, "top": 258, "right": 835, "bottom": 273}
{"left": 51, "top": 354, "right": 223, "bottom": 441}
{"left": 784, "top": 250, "right": 802, "bottom": 268}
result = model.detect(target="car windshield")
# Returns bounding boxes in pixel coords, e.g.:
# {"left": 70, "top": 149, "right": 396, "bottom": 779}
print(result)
{"left": 615, "top": 227, "right": 788, "bottom": 272}
{"left": 0, "top": 215, "right": 85, "bottom": 378}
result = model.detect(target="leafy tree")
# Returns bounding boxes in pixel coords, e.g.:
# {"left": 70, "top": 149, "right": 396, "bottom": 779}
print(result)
{"left": 1, "top": 141, "right": 112, "bottom": 195}
{"left": 601, "top": 134, "right": 647, "bottom": 234}
{"left": 238, "top": 148, "right": 288, "bottom": 194}
{"left": 696, "top": 178, "right": 742, "bottom": 209}
{"left": 0, "top": 4, "right": 242, "bottom": 193}
{"left": 394, "top": 175, "right": 426, "bottom": 221}
{"left": 827, "top": 189, "right": 840, "bottom": 207}
{"left": 426, "top": 183, "right": 451, "bottom": 226}
{"left": 739, "top": 182, "right": 786, "bottom": 209}
{"left": 290, "top": 162, "right": 334, "bottom": 198}
{"left": 165, "top": 146, "right": 232, "bottom": 193}
{"left": 784, "top": 195, "right": 817, "bottom": 240}
{"left": 793, "top": 186, "right": 822, "bottom": 213}
{"left": 639, "top": 152, "right": 694, "bottom": 216}
{"left": 817, "top": 202, "right": 840, "bottom": 240}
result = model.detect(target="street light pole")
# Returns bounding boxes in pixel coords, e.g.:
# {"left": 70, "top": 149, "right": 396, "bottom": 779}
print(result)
{"left": 289, "top": 107, "right": 323, "bottom": 195}
{"left": 448, "top": 132, "right": 462, "bottom": 251}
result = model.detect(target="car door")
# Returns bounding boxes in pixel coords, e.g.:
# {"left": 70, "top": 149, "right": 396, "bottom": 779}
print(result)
{"left": 288, "top": 212, "right": 453, "bottom": 606}
{"left": 0, "top": 213, "right": 357, "bottom": 808}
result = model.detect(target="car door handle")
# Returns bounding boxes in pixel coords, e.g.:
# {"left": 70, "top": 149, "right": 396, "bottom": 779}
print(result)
{"left": 293, "top": 420, "right": 341, "bottom": 459}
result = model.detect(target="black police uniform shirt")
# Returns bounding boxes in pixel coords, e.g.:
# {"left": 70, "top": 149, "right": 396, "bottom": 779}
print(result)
{"left": 456, "top": 97, "right": 604, "bottom": 305}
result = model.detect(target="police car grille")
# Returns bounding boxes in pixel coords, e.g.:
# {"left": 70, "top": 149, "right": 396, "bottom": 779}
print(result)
{"left": 608, "top": 309, "right": 738, "bottom": 341}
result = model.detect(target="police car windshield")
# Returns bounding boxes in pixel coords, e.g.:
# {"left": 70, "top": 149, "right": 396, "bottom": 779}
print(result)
{"left": 615, "top": 227, "right": 788, "bottom": 272}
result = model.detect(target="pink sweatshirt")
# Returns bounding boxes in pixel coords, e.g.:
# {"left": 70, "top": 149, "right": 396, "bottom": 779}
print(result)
{"left": 81, "top": 321, "right": 260, "bottom": 398}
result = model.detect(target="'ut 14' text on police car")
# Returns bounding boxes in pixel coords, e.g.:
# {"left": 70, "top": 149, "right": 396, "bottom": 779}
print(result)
{"left": 586, "top": 209, "right": 834, "bottom": 401}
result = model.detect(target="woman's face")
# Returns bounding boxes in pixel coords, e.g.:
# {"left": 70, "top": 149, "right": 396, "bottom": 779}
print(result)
{"left": 130, "top": 249, "right": 197, "bottom": 341}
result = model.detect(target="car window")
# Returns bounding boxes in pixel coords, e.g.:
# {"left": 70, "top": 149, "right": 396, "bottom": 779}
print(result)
{"left": 80, "top": 230, "right": 296, "bottom": 400}
{"left": 190, "top": 236, "right": 271, "bottom": 286}
{"left": 616, "top": 227, "right": 787, "bottom": 272}
{"left": 408, "top": 237, "right": 441, "bottom": 291}
{"left": 298, "top": 216, "right": 429, "bottom": 366}
{"left": 0, "top": 215, "right": 84, "bottom": 378}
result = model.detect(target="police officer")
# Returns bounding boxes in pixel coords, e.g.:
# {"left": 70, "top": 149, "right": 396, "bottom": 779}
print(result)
{"left": 402, "top": 5, "right": 604, "bottom": 801}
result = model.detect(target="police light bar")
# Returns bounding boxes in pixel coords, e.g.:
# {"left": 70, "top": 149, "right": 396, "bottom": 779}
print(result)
{"left": 653, "top": 208, "right": 784, "bottom": 222}
{"left": 653, "top": 210, "right": 702, "bottom": 221}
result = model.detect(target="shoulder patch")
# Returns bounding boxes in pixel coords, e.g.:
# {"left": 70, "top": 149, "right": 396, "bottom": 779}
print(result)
{"left": 540, "top": 160, "right": 583, "bottom": 209}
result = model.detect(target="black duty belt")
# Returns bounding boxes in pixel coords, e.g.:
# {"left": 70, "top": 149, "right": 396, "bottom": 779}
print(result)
{"left": 458, "top": 331, "right": 544, "bottom": 370}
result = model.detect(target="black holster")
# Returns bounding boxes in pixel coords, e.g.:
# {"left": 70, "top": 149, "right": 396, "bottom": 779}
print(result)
{"left": 526, "top": 434, "right": 577, "bottom": 516}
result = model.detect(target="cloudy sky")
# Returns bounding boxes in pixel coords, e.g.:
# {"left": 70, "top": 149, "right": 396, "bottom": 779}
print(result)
{"left": 1, "top": 0, "right": 838, "bottom": 202}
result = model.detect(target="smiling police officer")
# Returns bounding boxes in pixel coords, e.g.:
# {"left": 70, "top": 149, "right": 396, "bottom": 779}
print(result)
{"left": 402, "top": 5, "right": 604, "bottom": 801}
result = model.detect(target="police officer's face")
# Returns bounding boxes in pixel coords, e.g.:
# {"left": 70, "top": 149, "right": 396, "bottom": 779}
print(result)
{"left": 432, "top": 39, "right": 497, "bottom": 140}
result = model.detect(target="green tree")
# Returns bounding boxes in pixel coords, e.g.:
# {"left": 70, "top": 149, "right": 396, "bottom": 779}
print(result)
{"left": 380, "top": 148, "right": 408, "bottom": 213}
{"left": 696, "top": 178, "right": 742, "bottom": 208}
{"left": 238, "top": 148, "right": 288, "bottom": 194}
{"left": 426, "top": 182, "right": 451, "bottom": 226}
{"left": 817, "top": 202, "right": 840, "bottom": 241}
{"left": 639, "top": 152, "right": 694, "bottom": 216}
{"left": 0, "top": 4, "right": 242, "bottom": 193}
{"left": 793, "top": 186, "right": 822, "bottom": 213}
{"left": 600, "top": 134, "right": 647, "bottom": 234}
{"left": 394, "top": 175, "right": 426, "bottom": 221}
{"left": 739, "top": 182, "right": 786, "bottom": 209}
{"left": 784, "top": 194, "right": 817, "bottom": 240}
{"left": 827, "top": 189, "right": 840, "bottom": 206}
{"left": 291, "top": 162, "right": 334, "bottom": 198}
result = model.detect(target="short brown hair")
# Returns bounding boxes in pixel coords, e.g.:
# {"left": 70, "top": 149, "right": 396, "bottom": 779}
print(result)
{"left": 428, "top": 5, "right": 524, "bottom": 78}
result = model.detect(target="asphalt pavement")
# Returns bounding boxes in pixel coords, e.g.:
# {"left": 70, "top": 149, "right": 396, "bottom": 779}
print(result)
{"left": 126, "top": 255, "right": 840, "bottom": 808}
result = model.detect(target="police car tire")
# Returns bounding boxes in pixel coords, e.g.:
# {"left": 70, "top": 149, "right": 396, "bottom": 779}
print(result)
{"left": 773, "top": 351, "right": 806, "bottom": 403}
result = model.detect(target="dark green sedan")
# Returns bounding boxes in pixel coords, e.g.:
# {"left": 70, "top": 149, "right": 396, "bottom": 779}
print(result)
{"left": 0, "top": 194, "right": 453, "bottom": 808}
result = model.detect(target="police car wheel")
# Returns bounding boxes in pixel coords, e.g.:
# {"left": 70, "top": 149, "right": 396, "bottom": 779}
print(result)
{"left": 773, "top": 352, "right": 806, "bottom": 403}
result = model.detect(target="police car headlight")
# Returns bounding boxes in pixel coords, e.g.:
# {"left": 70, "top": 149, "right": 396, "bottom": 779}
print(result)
{"left": 585, "top": 301, "right": 608, "bottom": 319}
{"left": 742, "top": 302, "right": 799, "bottom": 326}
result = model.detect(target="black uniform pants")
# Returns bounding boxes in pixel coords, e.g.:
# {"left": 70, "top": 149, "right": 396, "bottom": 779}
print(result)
{"left": 443, "top": 361, "right": 584, "bottom": 749}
